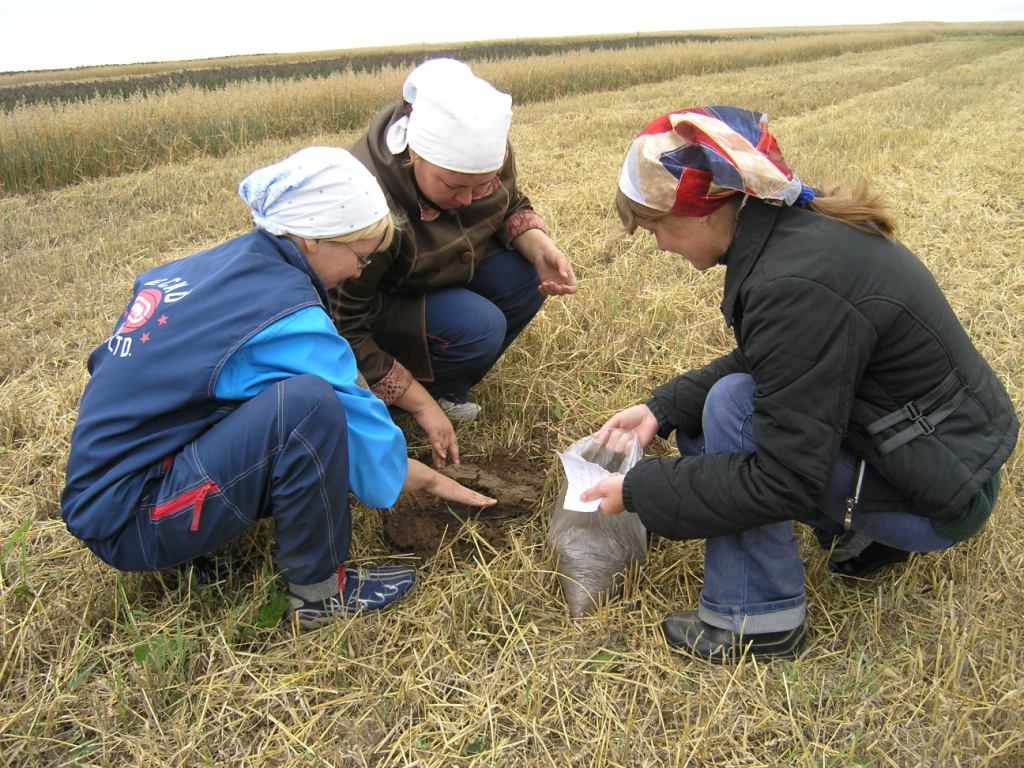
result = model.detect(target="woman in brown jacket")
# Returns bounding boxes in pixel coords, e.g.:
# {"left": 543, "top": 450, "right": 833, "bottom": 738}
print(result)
{"left": 333, "top": 59, "right": 577, "bottom": 466}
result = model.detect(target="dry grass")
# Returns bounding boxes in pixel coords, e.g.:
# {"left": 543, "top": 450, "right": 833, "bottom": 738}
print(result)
{"left": 0, "top": 29, "right": 943, "bottom": 195}
{"left": 1, "top": 33, "right": 1023, "bottom": 767}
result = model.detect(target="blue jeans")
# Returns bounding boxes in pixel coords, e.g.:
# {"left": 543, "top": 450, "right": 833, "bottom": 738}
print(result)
{"left": 424, "top": 248, "right": 544, "bottom": 402}
{"left": 686, "top": 373, "right": 954, "bottom": 634}
{"left": 86, "top": 375, "right": 352, "bottom": 587}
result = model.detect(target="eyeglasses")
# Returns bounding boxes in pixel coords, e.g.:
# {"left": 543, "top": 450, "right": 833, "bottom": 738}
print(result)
{"left": 347, "top": 245, "right": 373, "bottom": 270}
{"left": 320, "top": 240, "right": 371, "bottom": 270}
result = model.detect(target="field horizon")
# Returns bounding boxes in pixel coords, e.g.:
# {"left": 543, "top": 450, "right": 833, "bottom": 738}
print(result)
{"left": 5, "top": 20, "right": 1014, "bottom": 81}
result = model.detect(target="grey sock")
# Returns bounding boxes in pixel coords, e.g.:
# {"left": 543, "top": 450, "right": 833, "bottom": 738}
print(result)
{"left": 288, "top": 570, "right": 341, "bottom": 602}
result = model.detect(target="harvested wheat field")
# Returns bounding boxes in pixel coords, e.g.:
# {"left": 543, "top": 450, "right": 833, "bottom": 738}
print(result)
{"left": 1, "top": 26, "right": 1023, "bottom": 768}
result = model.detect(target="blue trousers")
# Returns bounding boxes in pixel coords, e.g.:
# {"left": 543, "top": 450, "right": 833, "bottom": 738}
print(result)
{"left": 86, "top": 375, "right": 352, "bottom": 587}
{"left": 424, "top": 248, "right": 545, "bottom": 402}
{"left": 686, "top": 373, "right": 954, "bottom": 634}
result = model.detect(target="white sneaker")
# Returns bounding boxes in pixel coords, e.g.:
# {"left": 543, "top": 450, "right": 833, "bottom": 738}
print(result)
{"left": 437, "top": 397, "right": 481, "bottom": 421}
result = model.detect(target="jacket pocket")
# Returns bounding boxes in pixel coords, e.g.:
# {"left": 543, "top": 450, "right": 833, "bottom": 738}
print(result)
{"left": 150, "top": 481, "right": 219, "bottom": 532}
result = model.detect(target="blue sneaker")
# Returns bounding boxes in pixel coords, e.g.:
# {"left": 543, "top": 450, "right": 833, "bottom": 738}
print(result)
{"left": 287, "top": 565, "right": 417, "bottom": 628}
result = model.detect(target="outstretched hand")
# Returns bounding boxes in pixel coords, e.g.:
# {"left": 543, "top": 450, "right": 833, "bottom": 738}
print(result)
{"left": 404, "top": 459, "right": 497, "bottom": 507}
{"left": 594, "top": 404, "right": 659, "bottom": 451}
{"left": 512, "top": 228, "right": 578, "bottom": 296}
{"left": 534, "top": 246, "right": 579, "bottom": 296}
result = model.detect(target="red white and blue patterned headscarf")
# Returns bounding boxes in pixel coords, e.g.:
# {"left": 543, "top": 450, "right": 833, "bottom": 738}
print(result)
{"left": 618, "top": 106, "right": 815, "bottom": 217}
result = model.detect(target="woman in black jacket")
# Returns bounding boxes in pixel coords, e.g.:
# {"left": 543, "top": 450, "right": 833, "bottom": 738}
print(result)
{"left": 581, "top": 106, "right": 1018, "bottom": 661}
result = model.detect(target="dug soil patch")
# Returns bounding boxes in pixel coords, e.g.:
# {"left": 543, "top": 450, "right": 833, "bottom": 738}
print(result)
{"left": 382, "top": 452, "right": 544, "bottom": 563}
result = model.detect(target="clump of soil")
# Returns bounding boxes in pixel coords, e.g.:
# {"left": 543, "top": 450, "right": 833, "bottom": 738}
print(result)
{"left": 382, "top": 452, "right": 544, "bottom": 563}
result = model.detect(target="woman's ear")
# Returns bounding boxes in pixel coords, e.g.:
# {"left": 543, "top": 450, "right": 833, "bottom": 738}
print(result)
{"left": 286, "top": 233, "right": 318, "bottom": 257}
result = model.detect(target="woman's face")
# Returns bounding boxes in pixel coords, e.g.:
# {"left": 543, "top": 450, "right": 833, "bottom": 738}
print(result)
{"left": 410, "top": 152, "right": 499, "bottom": 209}
{"left": 301, "top": 236, "right": 381, "bottom": 290}
{"left": 637, "top": 206, "right": 736, "bottom": 271}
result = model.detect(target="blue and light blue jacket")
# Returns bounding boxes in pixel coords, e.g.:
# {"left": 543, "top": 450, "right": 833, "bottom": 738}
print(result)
{"left": 62, "top": 229, "right": 406, "bottom": 542}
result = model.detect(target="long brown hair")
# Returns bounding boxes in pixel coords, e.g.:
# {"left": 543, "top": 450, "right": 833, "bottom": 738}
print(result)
{"left": 615, "top": 182, "right": 897, "bottom": 239}
{"left": 807, "top": 182, "right": 897, "bottom": 238}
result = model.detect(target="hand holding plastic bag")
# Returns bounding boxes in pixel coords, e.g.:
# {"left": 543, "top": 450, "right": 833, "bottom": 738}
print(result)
{"left": 546, "top": 432, "right": 648, "bottom": 617}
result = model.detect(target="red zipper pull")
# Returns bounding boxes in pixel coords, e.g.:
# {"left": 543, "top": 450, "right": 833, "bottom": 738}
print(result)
{"left": 189, "top": 481, "right": 217, "bottom": 531}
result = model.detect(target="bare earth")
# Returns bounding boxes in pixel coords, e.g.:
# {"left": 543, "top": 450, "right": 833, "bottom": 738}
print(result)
{"left": 382, "top": 453, "right": 544, "bottom": 562}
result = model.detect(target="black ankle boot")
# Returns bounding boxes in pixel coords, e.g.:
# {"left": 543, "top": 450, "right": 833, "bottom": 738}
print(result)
{"left": 829, "top": 540, "right": 909, "bottom": 578}
{"left": 662, "top": 611, "right": 806, "bottom": 661}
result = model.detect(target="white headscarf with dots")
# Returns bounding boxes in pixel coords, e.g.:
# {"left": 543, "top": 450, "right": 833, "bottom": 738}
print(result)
{"left": 239, "top": 146, "right": 389, "bottom": 238}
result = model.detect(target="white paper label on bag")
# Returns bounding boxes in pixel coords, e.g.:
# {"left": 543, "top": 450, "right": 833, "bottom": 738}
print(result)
{"left": 556, "top": 452, "right": 612, "bottom": 513}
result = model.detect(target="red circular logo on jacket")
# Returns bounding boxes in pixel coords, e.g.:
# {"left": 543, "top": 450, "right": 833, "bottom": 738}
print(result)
{"left": 119, "top": 288, "right": 163, "bottom": 334}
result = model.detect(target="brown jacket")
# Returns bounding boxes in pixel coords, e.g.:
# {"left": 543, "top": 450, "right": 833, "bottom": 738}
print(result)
{"left": 331, "top": 102, "right": 545, "bottom": 403}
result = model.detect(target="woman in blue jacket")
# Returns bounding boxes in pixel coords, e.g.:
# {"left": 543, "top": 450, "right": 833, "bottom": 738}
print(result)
{"left": 61, "top": 147, "right": 494, "bottom": 629}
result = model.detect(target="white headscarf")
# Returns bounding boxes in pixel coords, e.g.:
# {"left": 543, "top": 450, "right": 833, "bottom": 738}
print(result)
{"left": 385, "top": 58, "right": 513, "bottom": 174}
{"left": 238, "top": 146, "right": 389, "bottom": 238}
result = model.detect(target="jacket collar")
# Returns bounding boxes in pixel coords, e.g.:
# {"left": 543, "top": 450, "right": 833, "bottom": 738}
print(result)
{"left": 720, "top": 198, "right": 782, "bottom": 327}
{"left": 366, "top": 102, "right": 444, "bottom": 221}
{"left": 252, "top": 228, "right": 330, "bottom": 309}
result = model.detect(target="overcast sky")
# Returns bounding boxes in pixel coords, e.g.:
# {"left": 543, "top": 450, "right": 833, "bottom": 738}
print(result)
{"left": 1, "top": 0, "right": 1022, "bottom": 73}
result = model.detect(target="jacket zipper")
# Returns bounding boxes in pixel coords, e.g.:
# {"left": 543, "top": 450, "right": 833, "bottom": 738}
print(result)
{"left": 150, "top": 480, "right": 219, "bottom": 531}
{"left": 843, "top": 460, "right": 867, "bottom": 530}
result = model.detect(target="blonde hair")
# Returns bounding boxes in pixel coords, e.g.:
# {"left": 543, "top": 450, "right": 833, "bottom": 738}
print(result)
{"left": 615, "top": 188, "right": 670, "bottom": 234}
{"left": 614, "top": 182, "right": 897, "bottom": 239}
{"left": 322, "top": 210, "right": 402, "bottom": 250}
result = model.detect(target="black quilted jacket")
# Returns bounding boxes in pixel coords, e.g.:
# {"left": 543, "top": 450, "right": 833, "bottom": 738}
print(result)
{"left": 622, "top": 199, "right": 1018, "bottom": 542}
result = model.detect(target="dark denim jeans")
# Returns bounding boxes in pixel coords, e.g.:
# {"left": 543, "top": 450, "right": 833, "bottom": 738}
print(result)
{"left": 87, "top": 375, "right": 352, "bottom": 587}
{"left": 424, "top": 248, "right": 544, "bottom": 402}
{"left": 684, "top": 373, "right": 953, "bottom": 634}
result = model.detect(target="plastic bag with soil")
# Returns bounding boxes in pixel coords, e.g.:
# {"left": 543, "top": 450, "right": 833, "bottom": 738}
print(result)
{"left": 546, "top": 434, "right": 647, "bottom": 617}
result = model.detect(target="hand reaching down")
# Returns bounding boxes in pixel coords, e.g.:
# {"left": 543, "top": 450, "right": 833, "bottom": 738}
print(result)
{"left": 404, "top": 459, "right": 496, "bottom": 507}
